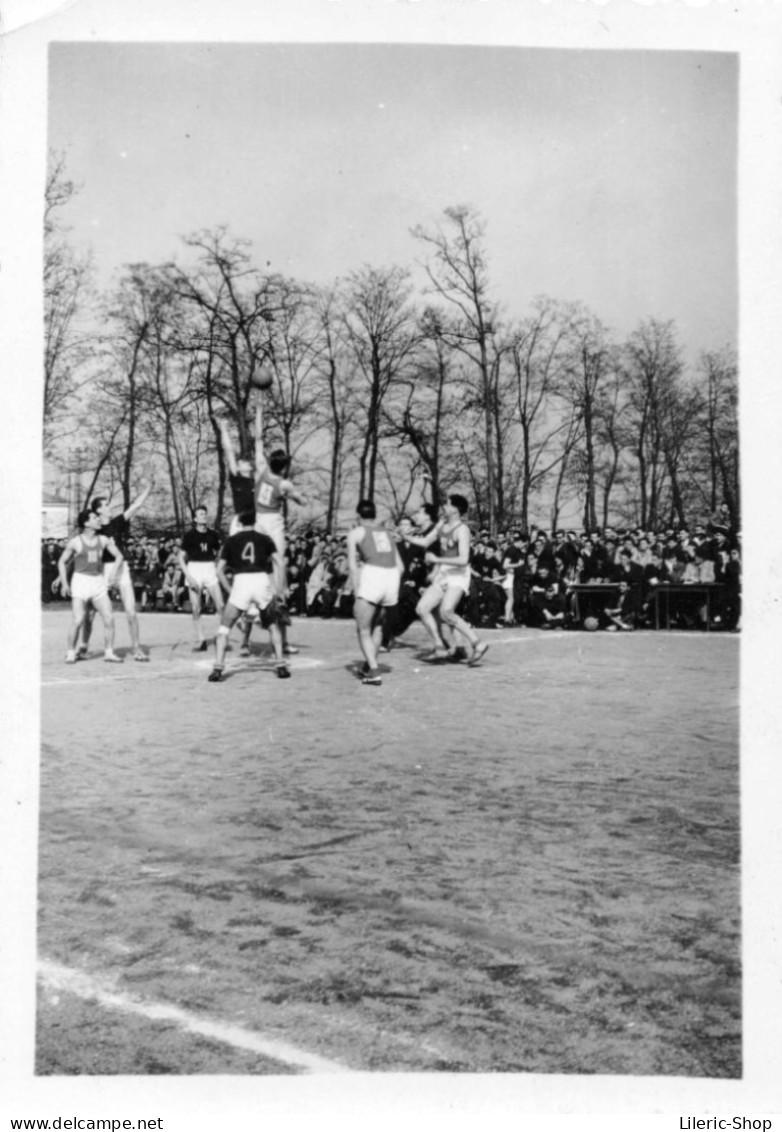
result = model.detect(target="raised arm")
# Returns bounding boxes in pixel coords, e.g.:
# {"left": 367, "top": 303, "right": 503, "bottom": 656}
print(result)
{"left": 218, "top": 419, "right": 239, "bottom": 477}
{"left": 346, "top": 527, "right": 362, "bottom": 592}
{"left": 404, "top": 521, "right": 441, "bottom": 551}
{"left": 254, "top": 397, "right": 267, "bottom": 477}
{"left": 124, "top": 481, "right": 152, "bottom": 521}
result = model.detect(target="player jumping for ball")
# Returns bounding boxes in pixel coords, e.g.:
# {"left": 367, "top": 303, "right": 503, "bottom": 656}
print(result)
{"left": 240, "top": 395, "right": 307, "bottom": 657}
{"left": 218, "top": 418, "right": 257, "bottom": 534}
{"left": 402, "top": 492, "right": 489, "bottom": 666}
{"left": 208, "top": 511, "right": 290, "bottom": 683}
{"left": 178, "top": 505, "right": 225, "bottom": 651}
{"left": 347, "top": 500, "right": 404, "bottom": 686}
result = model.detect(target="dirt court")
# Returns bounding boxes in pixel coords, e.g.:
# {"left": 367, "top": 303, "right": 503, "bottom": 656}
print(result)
{"left": 36, "top": 608, "right": 740, "bottom": 1077}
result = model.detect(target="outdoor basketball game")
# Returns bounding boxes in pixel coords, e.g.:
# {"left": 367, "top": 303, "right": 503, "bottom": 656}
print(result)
{"left": 37, "top": 607, "right": 740, "bottom": 1077}
{"left": 26, "top": 30, "right": 753, "bottom": 1099}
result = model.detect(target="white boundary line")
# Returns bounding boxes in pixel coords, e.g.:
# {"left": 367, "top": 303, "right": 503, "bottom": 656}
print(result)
{"left": 38, "top": 959, "right": 352, "bottom": 1074}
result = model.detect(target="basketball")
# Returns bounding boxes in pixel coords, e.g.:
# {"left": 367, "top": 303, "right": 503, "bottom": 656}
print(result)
{"left": 583, "top": 616, "right": 599, "bottom": 632}
{"left": 251, "top": 371, "right": 273, "bottom": 390}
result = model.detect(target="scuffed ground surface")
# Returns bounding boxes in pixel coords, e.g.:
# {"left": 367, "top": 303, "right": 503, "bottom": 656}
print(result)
{"left": 37, "top": 611, "right": 740, "bottom": 1076}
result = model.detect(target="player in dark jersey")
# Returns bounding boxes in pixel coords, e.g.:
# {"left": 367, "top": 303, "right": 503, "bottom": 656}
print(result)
{"left": 347, "top": 500, "right": 404, "bottom": 686}
{"left": 77, "top": 482, "right": 153, "bottom": 661}
{"left": 218, "top": 418, "right": 257, "bottom": 533}
{"left": 178, "top": 505, "right": 224, "bottom": 651}
{"left": 208, "top": 512, "right": 291, "bottom": 683}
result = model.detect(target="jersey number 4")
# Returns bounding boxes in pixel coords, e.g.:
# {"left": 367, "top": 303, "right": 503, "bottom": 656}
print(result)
{"left": 241, "top": 541, "right": 256, "bottom": 566}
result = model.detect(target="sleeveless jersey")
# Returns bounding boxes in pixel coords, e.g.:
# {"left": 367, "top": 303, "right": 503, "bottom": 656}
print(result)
{"left": 221, "top": 530, "right": 276, "bottom": 575}
{"left": 358, "top": 526, "right": 397, "bottom": 568}
{"left": 181, "top": 527, "right": 222, "bottom": 562}
{"left": 74, "top": 534, "right": 106, "bottom": 576}
{"left": 255, "top": 468, "right": 284, "bottom": 514}
{"left": 229, "top": 472, "right": 255, "bottom": 515}
{"left": 439, "top": 520, "right": 466, "bottom": 560}
{"left": 101, "top": 514, "right": 129, "bottom": 563}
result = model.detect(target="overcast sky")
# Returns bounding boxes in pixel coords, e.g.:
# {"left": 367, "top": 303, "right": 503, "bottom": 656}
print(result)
{"left": 48, "top": 42, "right": 737, "bottom": 365}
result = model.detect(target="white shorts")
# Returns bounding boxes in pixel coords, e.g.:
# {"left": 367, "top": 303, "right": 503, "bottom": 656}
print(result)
{"left": 254, "top": 511, "right": 285, "bottom": 556}
{"left": 432, "top": 564, "right": 471, "bottom": 595}
{"left": 356, "top": 564, "right": 400, "bottom": 608}
{"left": 186, "top": 561, "right": 219, "bottom": 590}
{"left": 72, "top": 571, "right": 108, "bottom": 604}
{"left": 104, "top": 560, "right": 133, "bottom": 591}
{"left": 229, "top": 572, "right": 274, "bottom": 613}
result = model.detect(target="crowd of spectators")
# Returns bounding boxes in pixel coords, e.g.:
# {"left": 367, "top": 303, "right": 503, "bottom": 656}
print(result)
{"left": 41, "top": 504, "right": 741, "bottom": 633}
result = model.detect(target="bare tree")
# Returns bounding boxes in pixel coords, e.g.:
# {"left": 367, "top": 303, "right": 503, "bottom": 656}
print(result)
{"left": 505, "top": 297, "right": 578, "bottom": 531}
{"left": 622, "top": 319, "right": 684, "bottom": 529}
{"left": 411, "top": 206, "right": 503, "bottom": 530}
{"left": 44, "top": 152, "right": 93, "bottom": 446}
{"left": 698, "top": 346, "right": 739, "bottom": 524}
{"left": 342, "top": 264, "right": 419, "bottom": 502}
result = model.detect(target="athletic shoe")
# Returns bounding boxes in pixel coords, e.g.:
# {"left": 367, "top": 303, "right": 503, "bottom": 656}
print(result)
{"left": 208, "top": 667, "right": 224, "bottom": 682}
{"left": 467, "top": 641, "right": 489, "bottom": 667}
{"left": 282, "top": 644, "right": 299, "bottom": 656}
{"left": 134, "top": 651, "right": 150, "bottom": 662}
{"left": 192, "top": 641, "right": 208, "bottom": 652}
{"left": 276, "top": 663, "right": 291, "bottom": 679}
{"left": 104, "top": 651, "right": 123, "bottom": 663}
{"left": 75, "top": 645, "right": 88, "bottom": 660}
{"left": 65, "top": 650, "right": 77, "bottom": 664}
{"left": 239, "top": 644, "right": 251, "bottom": 657}
{"left": 362, "top": 671, "right": 382, "bottom": 686}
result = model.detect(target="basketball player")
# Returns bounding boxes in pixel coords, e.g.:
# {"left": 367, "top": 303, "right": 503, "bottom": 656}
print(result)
{"left": 57, "top": 509, "right": 124, "bottom": 664}
{"left": 402, "top": 493, "right": 489, "bottom": 666}
{"left": 80, "top": 482, "right": 153, "bottom": 661}
{"left": 178, "top": 505, "right": 225, "bottom": 651}
{"left": 208, "top": 511, "right": 290, "bottom": 683}
{"left": 218, "top": 417, "right": 257, "bottom": 533}
{"left": 347, "top": 500, "right": 404, "bottom": 686}
{"left": 240, "top": 397, "right": 307, "bottom": 656}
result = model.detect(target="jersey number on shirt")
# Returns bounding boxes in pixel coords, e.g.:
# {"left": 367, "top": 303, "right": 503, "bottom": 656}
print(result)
{"left": 373, "top": 531, "right": 392, "bottom": 553}
{"left": 241, "top": 541, "right": 256, "bottom": 567}
{"left": 257, "top": 483, "right": 275, "bottom": 507}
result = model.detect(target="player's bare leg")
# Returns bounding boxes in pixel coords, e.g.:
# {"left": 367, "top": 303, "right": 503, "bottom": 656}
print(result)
{"left": 209, "top": 603, "right": 242, "bottom": 682}
{"left": 415, "top": 584, "right": 450, "bottom": 658}
{"left": 66, "top": 597, "right": 88, "bottom": 663}
{"left": 189, "top": 585, "right": 208, "bottom": 651}
{"left": 354, "top": 597, "right": 382, "bottom": 684}
{"left": 94, "top": 592, "right": 122, "bottom": 662}
{"left": 268, "top": 620, "right": 290, "bottom": 679}
{"left": 117, "top": 576, "right": 148, "bottom": 661}
{"left": 440, "top": 587, "right": 488, "bottom": 666}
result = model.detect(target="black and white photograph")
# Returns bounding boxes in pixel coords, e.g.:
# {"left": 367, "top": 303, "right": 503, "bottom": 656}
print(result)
{"left": 1, "top": 0, "right": 781, "bottom": 1125}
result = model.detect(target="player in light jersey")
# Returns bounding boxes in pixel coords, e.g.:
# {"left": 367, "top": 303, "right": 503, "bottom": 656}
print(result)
{"left": 208, "top": 512, "right": 290, "bottom": 683}
{"left": 57, "top": 509, "right": 124, "bottom": 664}
{"left": 401, "top": 493, "right": 489, "bottom": 666}
{"left": 347, "top": 500, "right": 404, "bottom": 686}
{"left": 239, "top": 397, "right": 307, "bottom": 656}
{"left": 79, "top": 483, "right": 153, "bottom": 662}
{"left": 178, "top": 505, "right": 225, "bottom": 651}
